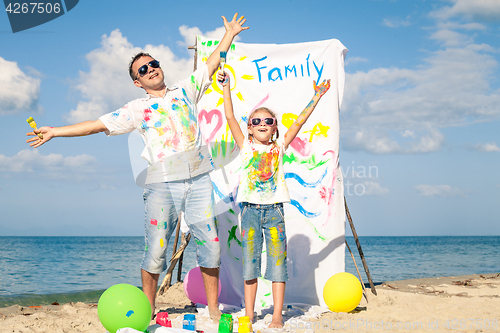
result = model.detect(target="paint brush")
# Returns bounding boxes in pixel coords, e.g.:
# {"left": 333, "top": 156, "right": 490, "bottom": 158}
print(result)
{"left": 219, "top": 51, "right": 227, "bottom": 72}
{"left": 26, "top": 117, "right": 43, "bottom": 139}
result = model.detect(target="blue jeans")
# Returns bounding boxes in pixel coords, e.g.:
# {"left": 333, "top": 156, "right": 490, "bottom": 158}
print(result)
{"left": 141, "top": 173, "right": 220, "bottom": 273}
{"left": 240, "top": 202, "right": 288, "bottom": 282}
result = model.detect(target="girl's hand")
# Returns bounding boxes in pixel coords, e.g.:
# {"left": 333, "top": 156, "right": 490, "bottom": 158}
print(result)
{"left": 217, "top": 71, "right": 230, "bottom": 87}
{"left": 313, "top": 79, "right": 331, "bottom": 97}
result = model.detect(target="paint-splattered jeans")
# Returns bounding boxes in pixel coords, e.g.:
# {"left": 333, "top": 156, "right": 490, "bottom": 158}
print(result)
{"left": 240, "top": 202, "right": 288, "bottom": 282}
{"left": 141, "top": 173, "right": 220, "bottom": 274}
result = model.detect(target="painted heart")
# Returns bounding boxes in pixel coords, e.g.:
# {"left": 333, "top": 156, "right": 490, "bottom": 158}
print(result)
{"left": 198, "top": 109, "right": 223, "bottom": 144}
{"left": 290, "top": 136, "right": 312, "bottom": 156}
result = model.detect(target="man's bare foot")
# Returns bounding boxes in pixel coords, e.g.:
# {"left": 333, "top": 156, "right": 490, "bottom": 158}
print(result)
{"left": 209, "top": 307, "right": 222, "bottom": 322}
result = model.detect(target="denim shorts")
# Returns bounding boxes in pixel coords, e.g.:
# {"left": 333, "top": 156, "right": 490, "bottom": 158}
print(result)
{"left": 240, "top": 202, "right": 288, "bottom": 282}
{"left": 141, "top": 173, "right": 220, "bottom": 274}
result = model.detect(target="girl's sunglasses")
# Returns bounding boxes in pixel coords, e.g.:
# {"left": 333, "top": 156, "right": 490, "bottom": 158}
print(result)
{"left": 250, "top": 117, "right": 276, "bottom": 126}
{"left": 136, "top": 60, "right": 160, "bottom": 78}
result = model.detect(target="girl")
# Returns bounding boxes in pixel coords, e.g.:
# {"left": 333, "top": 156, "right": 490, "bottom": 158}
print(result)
{"left": 217, "top": 71, "right": 330, "bottom": 328}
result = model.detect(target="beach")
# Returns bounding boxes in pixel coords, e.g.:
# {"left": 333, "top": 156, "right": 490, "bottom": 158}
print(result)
{"left": 1, "top": 273, "right": 498, "bottom": 333}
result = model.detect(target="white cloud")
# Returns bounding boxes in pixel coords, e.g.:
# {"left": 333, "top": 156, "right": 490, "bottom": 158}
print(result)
{"left": 0, "top": 149, "right": 97, "bottom": 173}
{"left": 415, "top": 184, "right": 467, "bottom": 197}
{"left": 65, "top": 29, "right": 193, "bottom": 123}
{"left": 341, "top": 20, "right": 500, "bottom": 154}
{"left": 0, "top": 57, "right": 41, "bottom": 115}
{"left": 345, "top": 56, "right": 368, "bottom": 67}
{"left": 343, "top": 128, "right": 445, "bottom": 154}
{"left": 431, "top": 0, "right": 500, "bottom": 21}
{"left": 382, "top": 17, "right": 411, "bottom": 28}
{"left": 474, "top": 142, "right": 500, "bottom": 152}
{"left": 362, "top": 181, "right": 389, "bottom": 196}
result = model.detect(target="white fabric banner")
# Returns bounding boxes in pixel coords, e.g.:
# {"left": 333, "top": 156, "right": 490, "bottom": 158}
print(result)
{"left": 196, "top": 37, "right": 348, "bottom": 308}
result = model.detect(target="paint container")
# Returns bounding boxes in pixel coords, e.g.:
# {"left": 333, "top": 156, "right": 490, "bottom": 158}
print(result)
{"left": 183, "top": 313, "right": 196, "bottom": 331}
{"left": 156, "top": 311, "right": 172, "bottom": 327}
{"left": 218, "top": 313, "right": 233, "bottom": 333}
{"left": 238, "top": 316, "right": 253, "bottom": 333}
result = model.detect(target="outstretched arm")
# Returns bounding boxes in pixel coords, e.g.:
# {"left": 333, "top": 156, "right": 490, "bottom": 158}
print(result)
{"left": 26, "top": 120, "right": 108, "bottom": 148}
{"left": 218, "top": 71, "right": 245, "bottom": 149}
{"left": 206, "top": 13, "right": 249, "bottom": 77}
{"left": 283, "top": 79, "right": 331, "bottom": 149}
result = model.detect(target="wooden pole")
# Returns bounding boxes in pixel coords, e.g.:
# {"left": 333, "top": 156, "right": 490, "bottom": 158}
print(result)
{"left": 160, "top": 214, "right": 182, "bottom": 292}
{"left": 345, "top": 240, "right": 369, "bottom": 303}
{"left": 157, "top": 233, "right": 192, "bottom": 296}
{"left": 344, "top": 196, "right": 377, "bottom": 295}
{"left": 177, "top": 232, "right": 187, "bottom": 282}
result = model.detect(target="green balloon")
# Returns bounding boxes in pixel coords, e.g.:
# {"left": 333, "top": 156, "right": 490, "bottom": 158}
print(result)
{"left": 97, "top": 284, "right": 152, "bottom": 333}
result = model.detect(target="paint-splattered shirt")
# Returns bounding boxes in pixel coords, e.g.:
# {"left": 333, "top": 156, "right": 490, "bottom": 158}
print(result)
{"left": 99, "top": 64, "right": 213, "bottom": 183}
{"left": 236, "top": 138, "right": 290, "bottom": 204}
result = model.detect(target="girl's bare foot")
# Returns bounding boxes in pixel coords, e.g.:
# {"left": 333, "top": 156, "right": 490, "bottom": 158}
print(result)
{"left": 268, "top": 317, "right": 283, "bottom": 329}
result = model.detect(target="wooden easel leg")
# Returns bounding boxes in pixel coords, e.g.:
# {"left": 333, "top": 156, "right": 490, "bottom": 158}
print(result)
{"left": 345, "top": 196, "right": 377, "bottom": 296}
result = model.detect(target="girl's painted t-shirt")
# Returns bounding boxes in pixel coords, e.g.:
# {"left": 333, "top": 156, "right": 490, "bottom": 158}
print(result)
{"left": 99, "top": 64, "right": 213, "bottom": 184}
{"left": 236, "top": 138, "right": 290, "bottom": 204}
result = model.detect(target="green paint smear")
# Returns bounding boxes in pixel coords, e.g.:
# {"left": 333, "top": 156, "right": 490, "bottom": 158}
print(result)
{"left": 228, "top": 208, "right": 236, "bottom": 216}
{"left": 283, "top": 152, "right": 329, "bottom": 170}
{"left": 210, "top": 139, "right": 235, "bottom": 159}
{"left": 195, "top": 239, "right": 207, "bottom": 246}
{"left": 190, "top": 75, "right": 200, "bottom": 91}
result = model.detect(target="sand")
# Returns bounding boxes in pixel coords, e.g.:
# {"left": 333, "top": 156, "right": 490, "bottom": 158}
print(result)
{"left": 1, "top": 273, "right": 499, "bottom": 333}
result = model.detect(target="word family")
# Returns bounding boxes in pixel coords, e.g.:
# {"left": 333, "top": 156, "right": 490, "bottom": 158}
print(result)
{"left": 252, "top": 54, "right": 325, "bottom": 84}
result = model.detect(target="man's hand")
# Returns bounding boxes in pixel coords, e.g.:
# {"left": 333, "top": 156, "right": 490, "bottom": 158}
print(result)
{"left": 26, "top": 126, "right": 54, "bottom": 148}
{"left": 313, "top": 79, "right": 331, "bottom": 98}
{"left": 221, "top": 13, "right": 249, "bottom": 37}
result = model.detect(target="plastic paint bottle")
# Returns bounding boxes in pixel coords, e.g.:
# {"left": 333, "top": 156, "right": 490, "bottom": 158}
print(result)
{"left": 238, "top": 316, "right": 253, "bottom": 333}
{"left": 183, "top": 313, "right": 196, "bottom": 331}
{"left": 218, "top": 313, "right": 233, "bottom": 333}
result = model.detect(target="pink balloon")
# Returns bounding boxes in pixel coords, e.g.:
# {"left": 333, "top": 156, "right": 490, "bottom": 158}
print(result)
{"left": 183, "top": 266, "right": 222, "bottom": 305}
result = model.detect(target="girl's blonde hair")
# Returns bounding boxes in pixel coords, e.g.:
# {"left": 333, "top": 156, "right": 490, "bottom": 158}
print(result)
{"left": 247, "top": 107, "right": 280, "bottom": 143}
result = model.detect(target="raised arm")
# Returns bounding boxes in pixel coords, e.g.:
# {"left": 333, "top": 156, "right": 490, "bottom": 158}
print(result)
{"left": 284, "top": 79, "right": 331, "bottom": 149}
{"left": 206, "top": 13, "right": 249, "bottom": 77}
{"left": 26, "top": 119, "right": 108, "bottom": 148}
{"left": 218, "top": 72, "right": 244, "bottom": 149}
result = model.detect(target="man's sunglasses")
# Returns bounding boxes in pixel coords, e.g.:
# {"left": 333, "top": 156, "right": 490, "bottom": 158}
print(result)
{"left": 250, "top": 117, "right": 276, "bottom": 126}
{"left": 136, "top": 60, "right": 160, "bottom": 79}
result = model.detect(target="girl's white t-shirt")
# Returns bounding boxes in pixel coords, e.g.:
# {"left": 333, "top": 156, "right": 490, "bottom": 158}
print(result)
{"left": 236, "top": 138, "right": 290, "bottom": 204}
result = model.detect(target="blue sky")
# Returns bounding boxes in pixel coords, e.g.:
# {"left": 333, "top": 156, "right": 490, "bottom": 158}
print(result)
{"left": 1, "top": 0, "right": 499, "bottom": 236}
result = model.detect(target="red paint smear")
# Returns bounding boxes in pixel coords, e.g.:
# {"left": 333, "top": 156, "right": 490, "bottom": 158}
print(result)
{"left": 143, "top": 109, "right": 152, "bottom": 122}
{"left": 212, "top": 237, "right": 219, "bottom": 242}
{"left": 251, "top": 94, "right": 270, "bottom": 112}
{"left": 198, "top": 109, "right": 223, "bottom": 144}
{"left": 290, "top": 136, "right": 311, "bottom": 156}
{"left": 151, "top": 219, "right": 158, "bottom": 226}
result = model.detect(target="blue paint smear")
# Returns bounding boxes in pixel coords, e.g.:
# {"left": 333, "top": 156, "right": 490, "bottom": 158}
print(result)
{"left": 285, "top": 168, "right": 327, "bottom": 188}
{"left": 126, "top": 310, "right": 134, "bottom": 317}
{"left": 289, "top": 199, "right": 321, "bottom": 218}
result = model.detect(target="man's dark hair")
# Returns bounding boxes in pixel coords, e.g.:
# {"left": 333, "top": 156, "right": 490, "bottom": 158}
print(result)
{"left": 129, "top": 52, "right": 153, "bottom": 81}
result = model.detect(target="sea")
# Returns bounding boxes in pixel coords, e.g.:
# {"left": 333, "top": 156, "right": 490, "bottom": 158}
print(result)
{"left": 1, "top": 236, "right": 499, "bottom": 308}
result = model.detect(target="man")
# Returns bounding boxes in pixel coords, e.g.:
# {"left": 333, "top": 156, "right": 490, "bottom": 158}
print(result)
{"left": 26, "top": 13, "right": 249, "bottom": 321}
